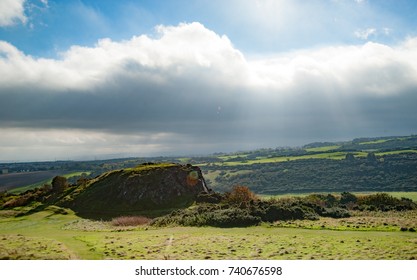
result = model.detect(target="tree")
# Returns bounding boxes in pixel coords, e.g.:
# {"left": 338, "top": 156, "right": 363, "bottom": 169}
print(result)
{"left": 51, "top": 176, "right": 68, "bottom": 193}
{"left": 345, "top": 153, "right": 355, "bottom": 161}
{"left": 367, "top": 152, "right": 377, "bottom": 163}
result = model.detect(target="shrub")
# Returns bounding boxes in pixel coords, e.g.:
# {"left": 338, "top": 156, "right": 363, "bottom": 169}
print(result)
{"left": 111, "top": 216, "right": 151, "bottom": 227}
{"left": 205, "top": 208, "right": 261, "bottom": 227}
{"left": 151, "top": 204, "right": 261, "bottom": 227}
{"left": 51, "top": 176, "right": 69, "bottom": 193}
{"left": 321, "top": 207, "right": 351, "bottom": 218}
{"left": 357, "top": 193, "right": 417, "bottom": 211}
{"left": 340, "top": 192, "right": 358, "bottom": 205}
{"left": 224, "top": 186, "right": 257, "bottom": 207}
{"left": 196, "top": 192, "right": 223, "bottom": 204}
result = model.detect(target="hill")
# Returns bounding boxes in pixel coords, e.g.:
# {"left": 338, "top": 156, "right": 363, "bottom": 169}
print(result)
{"left": 60, "top": 163, "right": 209, "bottom": 218}
{"left": 0, "top": 163, "right": 209, "bottom": 219}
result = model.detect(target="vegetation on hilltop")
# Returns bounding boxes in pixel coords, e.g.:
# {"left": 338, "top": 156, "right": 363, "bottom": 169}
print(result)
{"left": 203, "top": 153, "right": 417, "bottom": 194}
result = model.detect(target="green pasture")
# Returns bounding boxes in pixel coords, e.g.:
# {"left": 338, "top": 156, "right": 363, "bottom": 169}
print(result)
{"left": 1, "top": 207, "right": 416, "bottom": 260}
{"left": 359, "top": 139, "right": 391, "bottom": 145}
{"left": 218, "top": 152, "right": 368, "bottom": 166}
{"left": 305, "top": 145, "right": 341, "bottom": 152}
{"left": 376, "top": 150, "right": 417, "bottom": 156}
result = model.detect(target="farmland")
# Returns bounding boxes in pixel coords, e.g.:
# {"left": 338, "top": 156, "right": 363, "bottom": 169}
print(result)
{"left": 0, "top": 171, "right": 64, "bottom": 192}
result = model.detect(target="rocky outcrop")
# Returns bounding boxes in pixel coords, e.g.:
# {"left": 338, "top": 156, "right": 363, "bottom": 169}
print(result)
{"left": 62, "top": 163, "right": 208, "bottom": 218}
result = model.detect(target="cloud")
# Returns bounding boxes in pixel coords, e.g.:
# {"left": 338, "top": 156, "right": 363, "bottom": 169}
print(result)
{"left": 1, "top": 22, "right": 417, "bottom": 160}
{"left": 0, "top": 0, "right": 27, "bottom": 27}
{"left": 354, "top": 28, "right": 377, "bottom": 39}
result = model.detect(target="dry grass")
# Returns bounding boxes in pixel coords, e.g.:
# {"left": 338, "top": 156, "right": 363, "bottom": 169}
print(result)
{"left": 111, "top": 216, "right": 151, "bottom": 227}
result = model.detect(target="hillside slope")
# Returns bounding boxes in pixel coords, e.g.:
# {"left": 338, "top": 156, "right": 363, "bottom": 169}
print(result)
{"left": 60, "top": 163, "right": 208, "bottom": 218}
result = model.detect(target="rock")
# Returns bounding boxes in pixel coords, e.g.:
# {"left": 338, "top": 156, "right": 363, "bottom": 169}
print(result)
{"left": 61, "top": 163, "right": 208, "bottom": 218}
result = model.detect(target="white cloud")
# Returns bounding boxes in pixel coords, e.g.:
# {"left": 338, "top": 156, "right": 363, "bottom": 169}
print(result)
{"left": 0, "top": 0, "right": 27, "bottom": 27}
{"left": 1, "top": 22, "right": 416, "bottom": 96}
{"left": 354, "top": 28, "right": 377, "bottom": 39}
{"left": 1, "top": 22, "right": 417, "bottom": 160}
{"left": 0, "top": 22, "right": 249, "bottom": 90}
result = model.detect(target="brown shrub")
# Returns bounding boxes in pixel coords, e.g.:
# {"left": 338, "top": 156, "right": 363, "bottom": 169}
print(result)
{"left": 224, "top": 185, "right": 258, "bottom": 207}
{"left": 111, "top": 216, "right": 151, "bottom": 227}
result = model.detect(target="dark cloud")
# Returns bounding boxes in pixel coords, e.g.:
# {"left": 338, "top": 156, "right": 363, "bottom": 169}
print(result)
{"left": 1, "top": 23, "right": 417, "bottom": 160}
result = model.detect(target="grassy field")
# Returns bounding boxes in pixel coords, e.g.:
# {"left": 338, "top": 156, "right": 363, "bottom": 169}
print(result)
{"left": 1, "top": 207, "right": 416, "bottom": 260}
{"left": 217, "top": 152, "right": 366, "bottom": 166}
{"left": 305, "top": 145, "right": 341, "bottom": 152}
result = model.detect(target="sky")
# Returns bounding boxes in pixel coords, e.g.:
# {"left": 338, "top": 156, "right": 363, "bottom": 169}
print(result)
{"left": 1, "top": 0, "right": 417, "bottom": 162}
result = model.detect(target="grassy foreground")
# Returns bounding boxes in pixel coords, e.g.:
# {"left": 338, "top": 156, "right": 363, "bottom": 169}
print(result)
{"left": 1, "top": 207, "right": 416, "bottom": 260}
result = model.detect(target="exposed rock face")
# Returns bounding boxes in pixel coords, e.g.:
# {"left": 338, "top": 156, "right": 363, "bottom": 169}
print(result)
{"left": 63, "top": 163, "right": 208, "bottom": 218}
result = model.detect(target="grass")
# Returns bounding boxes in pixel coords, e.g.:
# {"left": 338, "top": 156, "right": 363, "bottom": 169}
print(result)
{"left": 218, "top": 152, "right": 369, "bottom": 166}
{"left": 359, "top": 139, "right": 391, "bottom": 145}
{"left": 305, "top": 145, "right": 341, "bottom": 152}
{"left": 1, "top": 207, "right": 417, "bottom": 260}
{"left": 124, "top": 163, "right": 178, "bottom": 173}
{"left": 376, "top": 150, "right": 417, "bottom": 156}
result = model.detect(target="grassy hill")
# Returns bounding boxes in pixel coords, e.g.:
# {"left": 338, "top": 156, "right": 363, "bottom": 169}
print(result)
{"left": 0, "top": 163, "right": 208, "bottom": 220}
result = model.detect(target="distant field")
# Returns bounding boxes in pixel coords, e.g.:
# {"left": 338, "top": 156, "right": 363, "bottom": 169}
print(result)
{"left": 376, "top": 149, "right": 417, "bottom": 156}
{"left": 8, "top": 171, "right": 91, "bottom": 194}
{"left": 218, "top": 151, "right": 369, "bottom": 166}
{"left": 359, "top": 139, "right": 391, "bottom": 145}
{"left": 0, "top": 171, "right": 64, "bottom": 192}
{"left": 305, "top": 145, "right": 341, "bottom": 152}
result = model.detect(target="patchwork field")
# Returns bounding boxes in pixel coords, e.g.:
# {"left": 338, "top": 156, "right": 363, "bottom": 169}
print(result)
{"left": 1, "top": 207, "right": 416, "bottom": 260}
{"left": 0, "top": 171, "right": 64, "bottom": 192}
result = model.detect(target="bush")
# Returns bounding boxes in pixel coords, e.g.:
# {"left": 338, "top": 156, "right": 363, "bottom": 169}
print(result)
{"left": 111, "top": 216, "right": 151, "bottom": 227}
{"left": 224, "top": 186, "right": 257, "bottom": 207}
{"left": 255, "top": 203, "right": 318, "bottom": 222}
{"left": 321, "top": 207, "right": 351, "bottom": 218}
{"left": 205, "top": 208, "right": 261, "bottom": 227}
{"left": 340, "top": 192, "right": 358, "bottom": 205}
{"left": 196, "top": 192, "right": 223, "bottom": 203}
{"left": 357, "top": 193, "right": 416, "bottom": 211}
{"left": 151, "top": 204, "right": 261, "bottom": 227}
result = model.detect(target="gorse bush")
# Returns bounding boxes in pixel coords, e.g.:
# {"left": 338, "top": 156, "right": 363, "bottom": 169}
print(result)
{"left": 151, "top": 204, "right": 261, "bottom": 227}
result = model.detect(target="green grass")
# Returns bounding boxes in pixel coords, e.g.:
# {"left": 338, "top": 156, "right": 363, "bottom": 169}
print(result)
{"left": 305, "top": 145, "right": 341, "bottom": 152}
{"left": 1, "top": 208, "right": 416, "bottom": 260}
{"left": 376, "top": 150, "right": 417, "bottom": 156}
{"left": 124, "top": 163, "right": 178, "bottom": 173}
{"left": 218, "top": 152, "right": 368, "bottom": 166}
{"left": 218, "top": 154, "right": 249, "bottom": 161}
{"left": 359, "top": 139, "right": 391, "bottom": 145}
